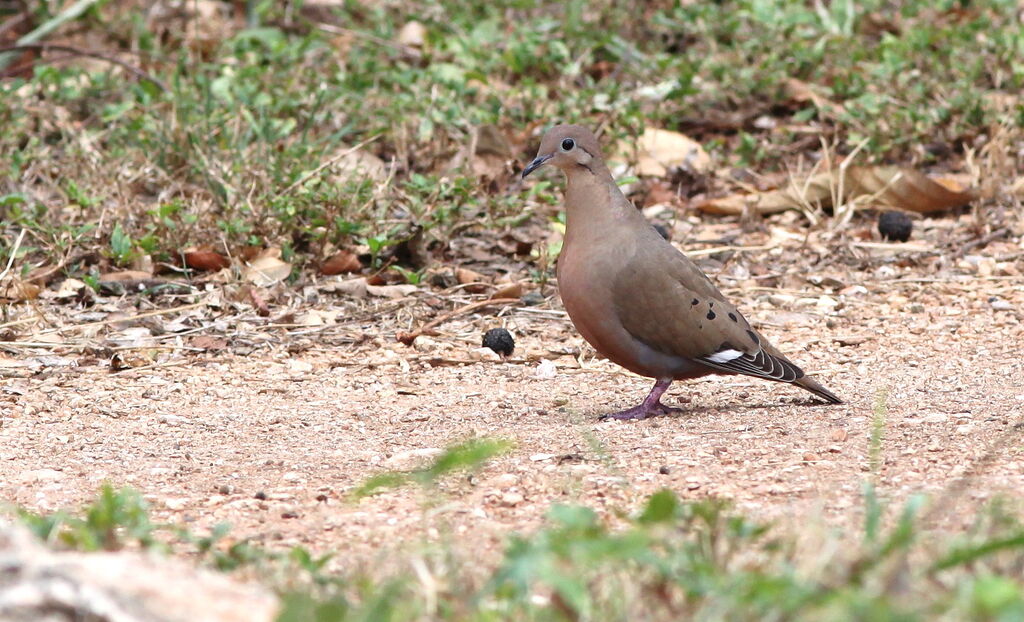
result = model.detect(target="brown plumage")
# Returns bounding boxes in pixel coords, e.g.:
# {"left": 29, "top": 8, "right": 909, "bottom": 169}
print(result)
{"left": 522, "top": 124, "right": 841, "bottom": 419}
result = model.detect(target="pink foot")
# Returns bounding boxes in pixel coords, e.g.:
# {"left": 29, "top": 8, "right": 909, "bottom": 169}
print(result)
{"left": 600, "top": 402, "right": 684, "bottom": 420}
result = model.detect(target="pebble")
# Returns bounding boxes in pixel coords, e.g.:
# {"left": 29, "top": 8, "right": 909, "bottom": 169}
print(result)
{"left": 385, "top": 448, "right": 443, "bottom": 470}
{"left": 500, "top": 492, "right": 524, "bottom": 506}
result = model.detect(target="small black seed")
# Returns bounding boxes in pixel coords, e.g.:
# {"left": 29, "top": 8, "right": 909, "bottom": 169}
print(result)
{"left": 728, "top": 312, "right": 737, "bottom": 322}
{"left": 878, "top": 210, "right": 913, "bottom": 242}
{"left": 706, "top": 310, "right": 716, "bottom": 320}
{"left": 482, "top": 327, "right": 515, "bottom": 357}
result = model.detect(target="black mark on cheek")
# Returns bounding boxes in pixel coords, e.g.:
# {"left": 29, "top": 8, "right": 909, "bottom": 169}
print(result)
{"left": 746, "top": 329, "right": 759, "bottom": 345}
{"left": 729, "top": 313, "right": 738, "bottom": 322}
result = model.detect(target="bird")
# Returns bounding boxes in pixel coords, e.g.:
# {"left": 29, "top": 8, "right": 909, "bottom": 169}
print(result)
{"left": 521, "top": 124, "right": 841, "bottom": 419}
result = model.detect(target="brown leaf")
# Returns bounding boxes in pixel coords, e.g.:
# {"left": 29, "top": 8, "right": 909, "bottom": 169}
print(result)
{"left": 242, "top": 248, "right": 292, "bottom": 286}
{"left": 613, "top": 128, "right": 710, "bottom": 177}
{"left": 694, "top": 166, "right": 976, "bottom": 216}
{"left": 190, "top": 335, "right": 228, "bottom": 350}
{"left": 320, "top": 250, "right": 362, "bottom": 275}
{"left": 456, "top": 267, "right": 488, "bottom": 293}
{"left": 99, "top": 270, "right": 153, "bottom": 282}
{"left": 0, "top": 277, "right": 41, "bottom": 301}
{"left": 491, "top": 282, "right": 524, "bottom": 300}
{"left": 183, "top": 248, "right": 230, "bottom": 271}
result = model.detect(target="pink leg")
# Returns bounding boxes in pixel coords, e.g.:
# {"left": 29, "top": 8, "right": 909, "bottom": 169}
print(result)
{"left": 601, "top": 379, "right": 684, "bottom": 420}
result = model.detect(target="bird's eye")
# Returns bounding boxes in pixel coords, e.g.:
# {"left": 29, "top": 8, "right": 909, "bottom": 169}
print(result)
{"left": 561, "top": 138, "right": 575, "bottom": 151}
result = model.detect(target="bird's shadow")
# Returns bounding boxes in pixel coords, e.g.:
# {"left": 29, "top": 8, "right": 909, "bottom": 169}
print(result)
{"left": 592, "top": 397, "right": 833, "bottom": 421}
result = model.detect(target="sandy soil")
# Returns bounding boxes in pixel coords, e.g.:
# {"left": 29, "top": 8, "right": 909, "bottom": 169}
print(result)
{"left": 3, "top": 244, "right": 1023, "bottom": 563}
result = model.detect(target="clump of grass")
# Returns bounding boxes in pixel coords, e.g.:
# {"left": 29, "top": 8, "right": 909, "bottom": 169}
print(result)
{"left": 11, "top": 457, "right": 1024, "bottom": 621}
{"left": 2, "top": 0, "right": 1020, "bottom": 275}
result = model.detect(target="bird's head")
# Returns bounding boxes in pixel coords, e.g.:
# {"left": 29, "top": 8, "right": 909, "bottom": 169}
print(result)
{"left": 522, "top": 124, "right": 603, "bottom": 178}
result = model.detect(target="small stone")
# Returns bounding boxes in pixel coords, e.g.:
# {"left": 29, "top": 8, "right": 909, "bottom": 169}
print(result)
{"left": 878, "top": 210, "right": 913, "bottom": 242}
{"left": 802, "top": 452, "right": 819, "bottom": 462}
{"left": 482, "top": 328, "right": 515, "bottom": 357}
{"left": 658, "top": 465, "right": 670, "bottom": 475}
{"left": 218, "top": 484, "right": 235, "bottom": 495}
{"left": 316, "top": 493, "right": 328, "bottom": 502}
{"left": 923, "top": 413, "right": 948, "bottom": 424}
{"left": 520, "top": 291, "right": 545, "bottom": 306}
{"left": 492, "top": 473, "right": 519, "bottom": 489}
{"left": 254, "top": 491, "right": 267, "bottom": 500}
{"left": 469, "top": 346, "right": 501, "bottom": 362}
{"left": 534, "top": 359, "right": 557, "bottom": 379}
{"left": 163, "top": 498, "right": 189, "bottom": 511}
{"left": 830, "top": 428, "right": 849, "bottom": 442}
{"left": 282, "top": 472, "right": 303, "bottom": 483}
{"left": 385, "top": 448, "right": 443, "bottom": 470}
{"left": 281, "top": 510, "right": 299, "bottom": 519}
{"left": 989, "top": 297, "right": 1014, "bottom": 311}
{"left": 500, "top": 492, "right": 524, "bottom": 506}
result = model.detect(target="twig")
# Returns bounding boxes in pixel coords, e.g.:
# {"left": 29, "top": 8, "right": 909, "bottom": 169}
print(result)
{"left": 397, "top": 298, "right": 520, "bottom": 345}
{"left": 0, "top": 228, "right": 27, "bottom": 282}
{"left": 0, "top": 43, "right": 168, "bottom": 92}
{"left": 273, "top": 135, "right": 380, "bottom": 200}
{"left": 0, "top": 0, "right": 101, "bottom": 71}
{"left": 35, "top": 301, "right": 208, "bottom": 335}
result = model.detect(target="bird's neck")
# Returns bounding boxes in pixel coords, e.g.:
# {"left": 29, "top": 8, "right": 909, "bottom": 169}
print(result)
{"left": 563, "top": 165, "right": 637, "bottom": 248}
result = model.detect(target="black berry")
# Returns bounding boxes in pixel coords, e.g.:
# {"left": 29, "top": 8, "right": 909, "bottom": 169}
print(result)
{"left": 482, "top": 328, "right": 515, "bottom": 357}
{"left": 878, "top": 211, "right": 913, "bottom": 242}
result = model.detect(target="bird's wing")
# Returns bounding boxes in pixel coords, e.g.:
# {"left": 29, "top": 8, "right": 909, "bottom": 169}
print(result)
{"left": 611, "top": 238, "right": 804, "bottom": 383}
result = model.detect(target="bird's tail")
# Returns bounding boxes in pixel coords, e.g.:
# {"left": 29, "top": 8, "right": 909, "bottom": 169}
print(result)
{"left": 793, "top": 374, "right": 842, "bottom": 404}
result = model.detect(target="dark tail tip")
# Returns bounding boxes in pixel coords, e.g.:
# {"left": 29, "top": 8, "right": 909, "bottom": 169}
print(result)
{"left": 794, "top": 376, "right": 843, "bottom": 404}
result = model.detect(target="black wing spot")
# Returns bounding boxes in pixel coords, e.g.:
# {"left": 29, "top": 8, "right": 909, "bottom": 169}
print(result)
{"left": 691, "top": 298, "right": 699, "bottom": 306}
{"left": 706, "top": 310, "right": 716, "bottom": 320}
{"left": 729, "top": 312, "right": 738, "bottom": 322}
{"left": 746, "top": 329, "right": 759, "bottom": 345}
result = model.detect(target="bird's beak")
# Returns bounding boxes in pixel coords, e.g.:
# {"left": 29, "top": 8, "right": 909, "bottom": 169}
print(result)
{"left": 521, "top": 153, "right": 553, "bottom": 179}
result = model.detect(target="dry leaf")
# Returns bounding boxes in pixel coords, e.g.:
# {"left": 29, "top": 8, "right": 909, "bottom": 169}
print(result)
{"left": 694, "top": 166, "right": 976, "bottom": 216}
{"left": 99, "top": 270, "right": 152, "bottom": 282}
{"left": 615, "top": 127, "right": 710, "bottom": 177}
{"left": 242, "top": 249, "right": 292, "bottom": 286}
{"left": 331, "top": 146, "right": 387, "bottom": 183}
{"left": 456, "top": 267, "right": 488, "bottom": 293}
{"left": 396, "top": 21, "right": 426, "bottom": 47}
{"left": 0, "top": 277, "right": 41, "bottom": 301}
{"left": 491, "top": 282, "right": 524, "bottom": 300}
{"left": 366, "top": 283, "right": 419, "bottom": 299}
{"left": 784, "top": 78, "right": 845, "bottom": 117}
{"left": 190, "top": 336, "right": 228, "bottom": 350}
{"left": 52, "top": 278, "right": 87, "bottom": 299}
{"left": 320, "top": 250, "right": 362, "bottom": 275}
{"left": 183, "top": 248, "right": 231, "bottom": 271}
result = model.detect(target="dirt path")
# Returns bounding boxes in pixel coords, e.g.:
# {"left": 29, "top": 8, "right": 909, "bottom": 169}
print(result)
{"left": 3, "top": 268, "right": 1022, "bottom": 562}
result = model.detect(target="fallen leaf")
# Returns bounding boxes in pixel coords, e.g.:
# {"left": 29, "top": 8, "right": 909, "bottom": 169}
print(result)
{"left": 491, "top": 282, "right": 524, "bottom": 300}
{"left": 614, "top": 127, "right": 710, "bottom": 177}
{"left": 331, "top": 146, "right": 387, "bottom": 183}
{"left": 53, "top": 278, "right": 87, "bottom": 299}
{"left": 242, "top": 248, "right": 292, "bottom": 286}
{"left": 396, "top": 21, "right": 426, "bottom": 47}
{"left": 183, "top": 248, "right": 230, "bottom": 271}
{"left": 320, "top": 250, "right": 362, "bottom": 275}
{"left": 0, "top": 277, "right": 41, "bottom": 301}
{"left": 99, "top": 270, "right": 153, "bottom": 282}
{"left": 456, "top": 267, "right": 488, "bottom": 293}
{"left": 784, "top": 78, "right": 846, "bottom": 117}
{"left": 694, "top": 166, "right": 976, "bottom": 216}
{"left": 190, "top": 335, "right": 228, "bottom": 350}
{"left": 366, "top": 283, "right": 419, "bottom": 299}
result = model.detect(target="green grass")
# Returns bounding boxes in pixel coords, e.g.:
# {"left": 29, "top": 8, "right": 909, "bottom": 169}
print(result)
{"left": 11, "top": 480, "right": 1024, "bottom": 621}
{"left": 1, "top": 0, "right": 1021, "bottom": 276}
{"left": 7, "top": 435, "right": 1024, "bottom": 621}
